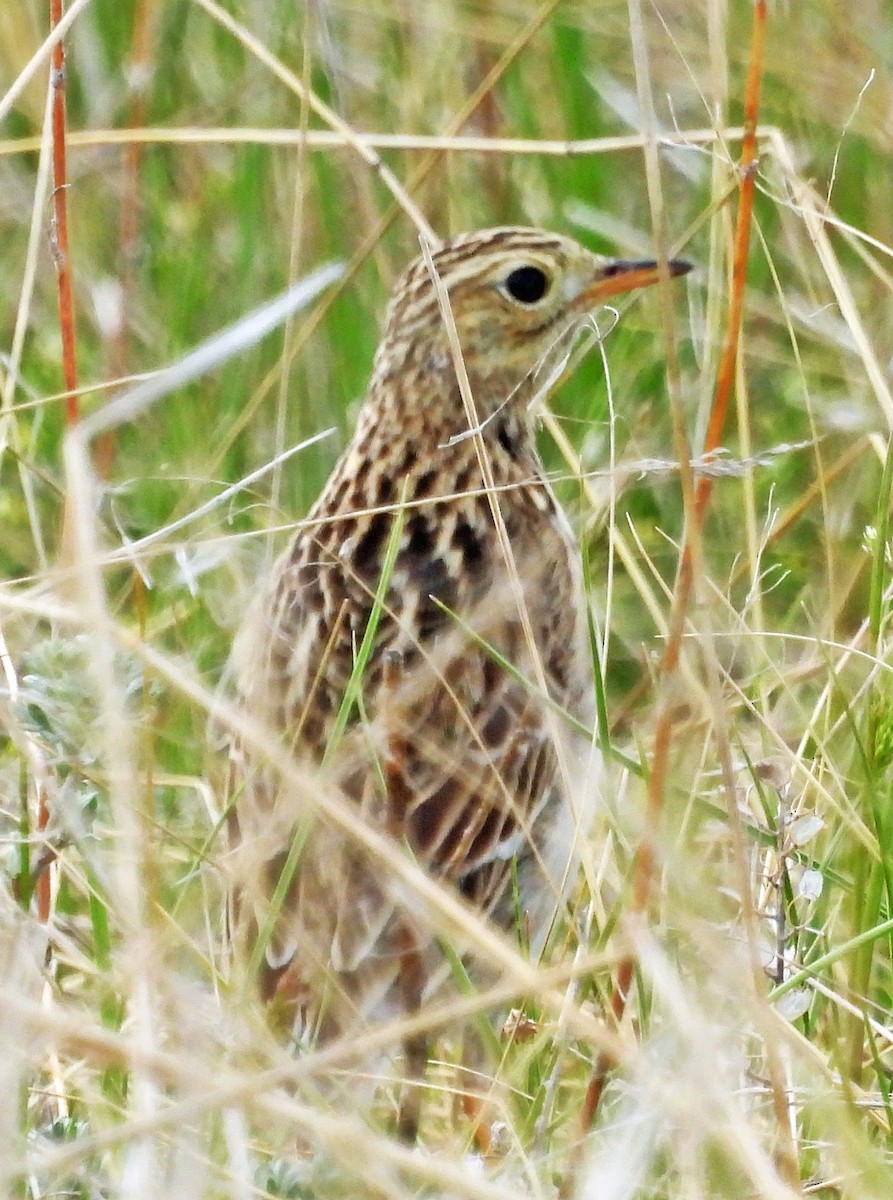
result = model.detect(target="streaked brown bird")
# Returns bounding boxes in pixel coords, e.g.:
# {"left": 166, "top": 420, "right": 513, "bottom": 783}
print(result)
{"left": 226, "top": 226, "right": 690, "bottom": 1135}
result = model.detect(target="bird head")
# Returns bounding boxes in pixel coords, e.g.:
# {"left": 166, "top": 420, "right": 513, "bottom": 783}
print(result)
{"left": 371, "top": 227, "right": 691, "bottom": 411}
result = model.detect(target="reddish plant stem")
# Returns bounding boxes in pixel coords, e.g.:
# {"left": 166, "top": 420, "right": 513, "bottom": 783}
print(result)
{"left": 50, "top": 0, "right": 78, "bottom": 425}
{"left": 34, "top": 791, "right": 52, "bottom": 924}
{"left": 573, "top": 0, "right": 768, "bottom": 1159}
{"left": 669, "top": 0, "right": 766, "bottom": 644}
{"left": 43, "top": 0, "right": 77, "bottom": 921}
{"left": 39, "top": 0, "right": 81, "bottom": 925}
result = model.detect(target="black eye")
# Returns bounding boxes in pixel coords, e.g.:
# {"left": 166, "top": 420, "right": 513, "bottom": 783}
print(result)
{"left": 503, "top": 265, "right": 550, "bottom": 305}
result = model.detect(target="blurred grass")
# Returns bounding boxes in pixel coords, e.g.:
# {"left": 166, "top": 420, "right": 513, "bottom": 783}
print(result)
{"left": 2, "top": 1, "right": 893, "bottom": 1197}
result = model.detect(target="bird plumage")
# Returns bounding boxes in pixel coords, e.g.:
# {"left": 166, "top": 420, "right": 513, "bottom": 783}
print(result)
{"left": 224, "top": 226, "right": 689, "bottom": 1098}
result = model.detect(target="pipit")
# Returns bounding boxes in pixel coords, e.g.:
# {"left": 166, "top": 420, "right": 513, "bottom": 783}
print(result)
{"left": 226, "top": 226, "right": 690, "bottom": 1135}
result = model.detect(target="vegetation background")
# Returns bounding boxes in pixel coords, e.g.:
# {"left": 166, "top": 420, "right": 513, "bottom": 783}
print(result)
{"left": 1, "top": 1, "right": 893, "bottom": 1196}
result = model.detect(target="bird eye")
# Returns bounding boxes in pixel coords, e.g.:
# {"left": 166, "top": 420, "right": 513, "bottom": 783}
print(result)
{"left": 503, "top": 265, "right": 550, "bottom": 305}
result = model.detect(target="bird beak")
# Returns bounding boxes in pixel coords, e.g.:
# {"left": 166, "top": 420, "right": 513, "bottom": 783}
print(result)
{"left": 576, "top": 257, "right": 692, "bottom": 307}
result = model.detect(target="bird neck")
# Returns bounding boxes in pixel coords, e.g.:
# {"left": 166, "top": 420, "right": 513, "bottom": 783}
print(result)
{"left": 361, "top": 359, "right": 540, "bottom": 460}
{"left": 311, "top": 370, "right": 549, "bottom": 530}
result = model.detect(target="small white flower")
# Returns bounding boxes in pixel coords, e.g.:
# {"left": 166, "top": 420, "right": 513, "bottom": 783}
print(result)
{"left": 775, "top": 987, "right": 811, "bottom": 1022}
{"left": 787, "top": 812, "right": 824, "bottom": 847}
{"left": 798, "top": 869, "right": 824, "bottom": 901}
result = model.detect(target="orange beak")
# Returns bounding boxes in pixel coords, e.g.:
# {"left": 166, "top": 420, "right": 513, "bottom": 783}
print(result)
{"left": 577, "top": 257, "right": 692, "bottom": 307}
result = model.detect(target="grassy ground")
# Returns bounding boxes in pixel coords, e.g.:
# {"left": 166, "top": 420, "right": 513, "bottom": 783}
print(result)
{"left": 2, "top": 1, "right": 893, "bottom": 1196}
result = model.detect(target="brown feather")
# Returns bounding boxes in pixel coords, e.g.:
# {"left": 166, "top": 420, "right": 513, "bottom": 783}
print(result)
{"left": 224, "top": 226, "right": 687, "bottom": 1054}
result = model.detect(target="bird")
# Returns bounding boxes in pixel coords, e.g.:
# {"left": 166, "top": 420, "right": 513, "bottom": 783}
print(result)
{"left": 224, "top": 226, "right": 690, "bottom": 1137}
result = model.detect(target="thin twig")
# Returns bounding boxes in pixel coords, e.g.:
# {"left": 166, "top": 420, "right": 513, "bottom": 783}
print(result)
{"left": 0, "top": 123, "right": 762, "bottom": 158}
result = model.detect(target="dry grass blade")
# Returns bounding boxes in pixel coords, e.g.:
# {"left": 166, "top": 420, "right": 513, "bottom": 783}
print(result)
{"left": 563, "top": 0, "right": 774, "bottom": 1184}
